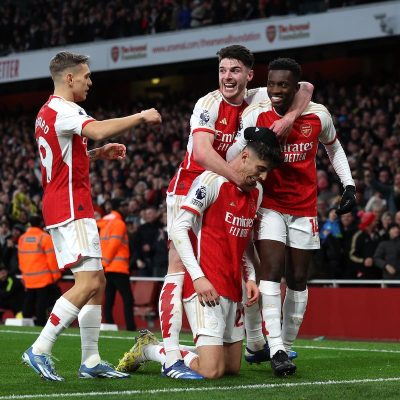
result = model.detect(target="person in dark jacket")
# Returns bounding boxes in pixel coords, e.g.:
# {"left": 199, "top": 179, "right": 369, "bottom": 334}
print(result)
{"left": 133, "top": 206, "right": 163, "bottom": 277}
{"left": 0, "top": 262, "right": 24, "bottom": 320}
{"left": 373, "top": 223, "right": 400, "bottom": 282}
{"left": 348, "top": 211, "right": 382, "bottom": 279}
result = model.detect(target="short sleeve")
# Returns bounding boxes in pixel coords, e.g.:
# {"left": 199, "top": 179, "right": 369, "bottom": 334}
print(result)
{"left": 190, "top": 92, "right": 220, "bottom": 135}
{"left": 54, "top": 103, "right": 95, "bottom": 137}
{"left": 181, "top": 172, "right": 223, "bottom": 216}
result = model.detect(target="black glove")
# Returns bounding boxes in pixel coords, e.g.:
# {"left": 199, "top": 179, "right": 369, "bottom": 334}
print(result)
{"left": 244, "top": 126, "right": 278, "bottom": 147}
{"left": 336, "top": 185, "right": 356, "bottom": 215}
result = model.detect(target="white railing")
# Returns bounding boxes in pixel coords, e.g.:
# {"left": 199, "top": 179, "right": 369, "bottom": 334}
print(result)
{"left": 57, "top": 275, "right": 400, "bottom": 288}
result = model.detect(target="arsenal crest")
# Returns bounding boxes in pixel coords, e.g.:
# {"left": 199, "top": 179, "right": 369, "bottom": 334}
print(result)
{"left": 300, "top": 122, "right": 312, "bottom": 137}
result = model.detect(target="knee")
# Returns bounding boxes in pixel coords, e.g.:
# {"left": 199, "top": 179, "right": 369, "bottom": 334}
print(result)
{"left": 79, "top": 274, "right": 106, "bottom": 298}
{"left": 286, "top": 270, "right": 308, "bottom": 290}
{"left": 201, "top": 366, "right": 225, "bottom": 379}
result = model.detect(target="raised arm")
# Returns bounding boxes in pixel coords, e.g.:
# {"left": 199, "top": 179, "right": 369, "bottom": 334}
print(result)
{"left": 82, "top": 108, "right": 161, "bottom": 141}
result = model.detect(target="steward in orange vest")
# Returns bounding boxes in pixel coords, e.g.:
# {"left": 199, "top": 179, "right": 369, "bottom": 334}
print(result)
{"left": 17, "top": 215, "right": 61, "bottom": 326}
{"left": 98, "top": 199, "right": 135, "bottom": 331}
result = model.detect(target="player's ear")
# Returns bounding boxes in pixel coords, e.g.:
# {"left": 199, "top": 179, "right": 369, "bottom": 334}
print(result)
{"left": 247, "top": 69, "right": 254, "bottom": 82}
{"left": 65, "top": 72, "right": 74, "bottom": 86}
{"left": 241, "top": 149, "right": 250, "bottom": 164}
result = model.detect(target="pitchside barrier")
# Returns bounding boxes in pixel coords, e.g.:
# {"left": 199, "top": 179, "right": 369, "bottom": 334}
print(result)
{"left": 3, "top": 276, "right": 400, "bottom": 341}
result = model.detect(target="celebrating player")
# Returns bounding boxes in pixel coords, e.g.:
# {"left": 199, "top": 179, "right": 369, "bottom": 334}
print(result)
{"left": 22, "top": 51, "right": 161, "bottom": 381}
{"left": 227, "top": 57, "right": 356, "bottom": 376}
{"left": 116, "top": 45, "right": 313, "bottom": 378}
{"left": 118, "top": 135, "right": 282, "bottom": 379}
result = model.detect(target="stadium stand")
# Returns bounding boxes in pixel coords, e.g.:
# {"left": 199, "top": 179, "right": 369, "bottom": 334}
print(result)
{"left": 0, "top": 0, "right": 392, "bottom": 55}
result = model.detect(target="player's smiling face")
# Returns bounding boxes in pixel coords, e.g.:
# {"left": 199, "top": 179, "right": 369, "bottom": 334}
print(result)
{"left": 240, "top": 150, "right": 269, "bottom": 192}
{"left": 267, "top": 70, "right": 299, "bottom": 115}
{"left": 219, "top": 58, "right": 253, "bottom": 105}
{"left": 71, "top": 63, "right": 92, "bottom": 102}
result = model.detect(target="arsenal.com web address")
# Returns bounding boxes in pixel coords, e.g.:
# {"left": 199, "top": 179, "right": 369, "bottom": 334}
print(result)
{"left": 152, "top": 33, "right": 260, "bottom": 53}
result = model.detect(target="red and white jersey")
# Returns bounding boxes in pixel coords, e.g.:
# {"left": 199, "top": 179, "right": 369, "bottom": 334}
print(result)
{"left": 168, "top": 87, "right": 268, "bottom": 195}
{"left": 180, "top": 171, "right": 263, "bottom": 302}
{"left": 35, "top": 95, "right": 96, "bottom": 228}
{"left": 238, "top": 101, "right": 335, "bottom": 216}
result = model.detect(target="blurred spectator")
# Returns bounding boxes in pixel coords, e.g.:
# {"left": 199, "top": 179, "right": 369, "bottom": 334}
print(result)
{"left": 132, "top": 206, "right": 164, "bottom": 277}
{"left": 395, "top": 211, "right": 400, "bottom": 226}
{"left": 319, "top": 207, "right": 341, "bottom": 243}
{"left": 3, "top": 223, "right": 26, "bottom": 275}
{"left": 318, "top": 211, "right": 358, "bottom": 278}
{"left": 11, "top": 177, "right": 37, "bottom": 223}
{"left": 373, "top": 223, "right": 400, "bottom": 283}
{"left": 387, "top": 172, "right": 400, "bottom": 212}
{"left": 98, "top": 198, "right": 136, "bottom": 331}
{"left": 348, "top": 211, "right": 382, "bottom": 279}
{"left": 17, "top": 215, "right": 61, "bottom": 326}
{"left": 365, "top": 191, "right": 387, "bottom": 213}
{"left": 0, "top": 262, "right": 24, "bottom": 320}
{"left": 151, "top": 209, "right": 168, "bottom": 278}
{"left": 377, "top": 211, "right": 394, "bottom": 240}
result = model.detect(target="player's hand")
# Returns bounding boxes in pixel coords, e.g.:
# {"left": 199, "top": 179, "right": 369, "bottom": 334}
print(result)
{"left": 140, "top": 108, "right": 162, "bottom": 125}
{"left": 269, "top": 116, "right": 294, "bottom": 144}
{"left": 100, "top": 143, "right": 126, "bottom": 160}
{"left": 193, "top": 277, "right": 220, "bottom": 307}
{"left": 336, "top": 185, "right": 356, "bottom": 215}
{"left": 244, "top": 280, "right": 259, "bottom": 307}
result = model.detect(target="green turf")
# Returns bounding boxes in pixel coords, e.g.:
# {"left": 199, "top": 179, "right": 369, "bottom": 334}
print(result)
{"left": 1, "top": 326, "right": 400, "bottom": 400}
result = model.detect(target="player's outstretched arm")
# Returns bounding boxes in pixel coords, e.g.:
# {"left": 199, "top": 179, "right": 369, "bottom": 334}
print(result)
{"left": 88, "top": 143, "right": 126, "bottom": 161}
{"left": 82, "top": 108, "right": 161, "bottom": 141}
{"left": 193, "top": 131, "right": 245, "bottom": 188}
{"left": 270, "top": 81, "right": 314, "bottom": 143}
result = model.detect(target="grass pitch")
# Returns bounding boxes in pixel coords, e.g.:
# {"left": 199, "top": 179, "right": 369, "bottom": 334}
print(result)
{"left": 0, "top": 326, "right": 399, "bottom": 400}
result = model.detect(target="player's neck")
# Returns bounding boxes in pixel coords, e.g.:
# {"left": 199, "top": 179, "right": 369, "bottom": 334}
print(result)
{"left": 274, "top": 106, "right": 289, "bottom": 117}
{"left": 53, "top": 88, "right": 74, "bottom": 102}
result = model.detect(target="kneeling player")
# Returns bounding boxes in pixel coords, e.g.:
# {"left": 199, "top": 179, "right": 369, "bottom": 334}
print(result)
{"left": 117, "top": 135, "right": 281, "bottom": 379}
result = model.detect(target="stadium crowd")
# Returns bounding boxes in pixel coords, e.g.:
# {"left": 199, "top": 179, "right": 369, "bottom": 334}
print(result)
{"left": 0, "top": 76, "right": 399, "bottom": 284}
{"left": 0, "top": 0, "right": 388, "bottom": 55}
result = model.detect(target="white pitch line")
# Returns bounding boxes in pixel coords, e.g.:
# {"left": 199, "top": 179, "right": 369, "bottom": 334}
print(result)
{"left": 0, "top": 377, "right": 400, "bottom": 400}
{"left": 294, "top": 345, "right": 400, "bottom": 354}
{"left": 1, "top": 329, "right": 400, "bottom": 354}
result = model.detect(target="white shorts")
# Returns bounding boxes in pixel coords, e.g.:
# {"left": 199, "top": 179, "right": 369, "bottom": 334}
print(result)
{"left": 49, "top": 218, "right": 102, "bottom": 269}
{"left": 255, "top": 208, "right": 320, "bottom": 250}
{"left": 183, "top": 295, "right": 244, "bottom": 346}
{"left": 70, "top": 257, "right": 103, "bottom": 273}
{"left": 166, "top": 193, "right": 186, "bottom": 239}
